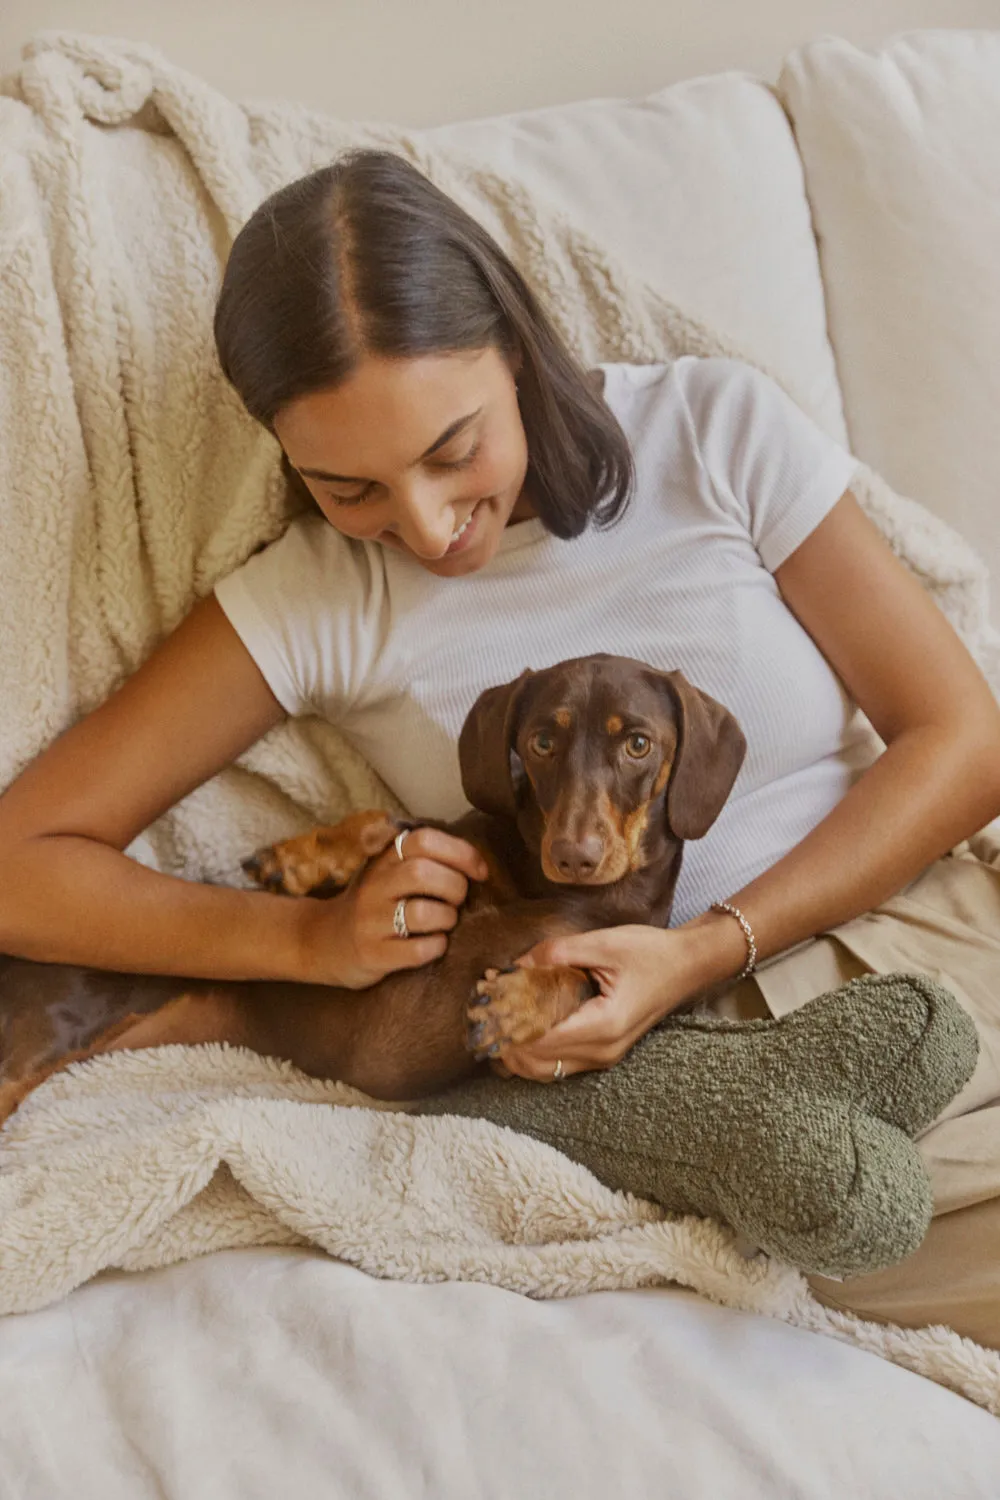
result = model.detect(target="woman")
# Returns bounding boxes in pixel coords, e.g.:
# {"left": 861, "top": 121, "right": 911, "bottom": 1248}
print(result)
{"left": 0, "top": 151, "right": 999, "bottom": 1341}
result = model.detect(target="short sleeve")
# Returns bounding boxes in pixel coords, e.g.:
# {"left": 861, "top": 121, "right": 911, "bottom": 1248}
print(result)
{"left": 213, "top": 513, "right": 383, "bottom": 720}
{"left": 674, "top": 357, "right": 858, "bottom": 572}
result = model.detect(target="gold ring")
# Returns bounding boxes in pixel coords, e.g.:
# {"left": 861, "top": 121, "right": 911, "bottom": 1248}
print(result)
{"left": 394, "top": 829, "right": 410, "bottom": 861}
{"left": 552, "top": 1059, "right": 565, "bottom": 1081}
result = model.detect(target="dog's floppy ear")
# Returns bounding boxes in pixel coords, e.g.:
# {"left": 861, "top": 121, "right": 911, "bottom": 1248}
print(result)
{"left": 458, "top": 671, "right": 536, "bottom": 820}
{"left": 653, "top": 670, "right": 747, "bottom": 840}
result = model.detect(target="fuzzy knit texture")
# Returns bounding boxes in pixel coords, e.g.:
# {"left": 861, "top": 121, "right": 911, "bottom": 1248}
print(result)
{"left": 1, "top": 31, "right": 1000, "bottom": 1414}
{"left": 416, "top": 974, "right": 979, "bottom": 1279}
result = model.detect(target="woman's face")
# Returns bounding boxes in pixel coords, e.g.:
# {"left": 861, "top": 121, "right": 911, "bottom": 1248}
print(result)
{"left": 273, "top": 346, "right": 535, "bottom": 578}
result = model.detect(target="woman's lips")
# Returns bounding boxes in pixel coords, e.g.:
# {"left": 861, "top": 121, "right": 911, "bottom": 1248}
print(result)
{"left": 375, "top": 494, "right": 505, "bottom": 561}
{"left": 445, "top": 500, "right": 482, "bottom": 555}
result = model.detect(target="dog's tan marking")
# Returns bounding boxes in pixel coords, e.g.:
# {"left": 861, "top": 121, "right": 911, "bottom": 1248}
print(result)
{"left": 653, "top": 757, "right": 673, "bottom": 796}
{"left": 606, "top": 714, "right": 623, "bottom": 736}
{"left": 574, "top": 788, "right": 630, "bottom": 883}
{"left": 624, "top": 800, "right": 652, "bottom": 866}
{"left": 553, "top": 707, "right": 572, "bottom": 728}
{"left": 466, "top": 966, "right": 593, "bottom": 1056}
{"left": 541, "top": 782, "right": 621, "bottom": 884}
{"left": 595, "top": 785, "right": 624, "bottom": 839}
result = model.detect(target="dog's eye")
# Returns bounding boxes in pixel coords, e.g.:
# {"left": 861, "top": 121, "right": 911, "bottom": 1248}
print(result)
{"left": 528, "top": 731, "right": 554, "bottom": 757}
{"left": 624, "top": 733, "right": 651, "bottom": 759}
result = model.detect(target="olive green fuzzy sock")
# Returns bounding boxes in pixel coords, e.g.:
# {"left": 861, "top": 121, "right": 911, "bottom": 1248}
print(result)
{"left": 412, "top": 973, "right": 978, "bottom": 1279}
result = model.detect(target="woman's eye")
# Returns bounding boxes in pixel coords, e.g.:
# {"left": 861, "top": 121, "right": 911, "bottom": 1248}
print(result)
{"left": 624, "top": 733, "right": 651, "bottom": 759}
{"left": 324, "top": 442, "right": 480, "bottom": 507}
{"left": 529, "top": 731, "right": 554, "bottom": 756}
{"left": 435, "top": 441, "right": 480, "bottom": 472}
{"left": 327, "top": 484, "right": 376, "bottom": 507}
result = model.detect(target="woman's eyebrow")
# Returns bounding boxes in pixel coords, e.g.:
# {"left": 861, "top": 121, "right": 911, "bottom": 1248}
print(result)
{"left": 297, "top": 407, "right": 483, "bottom": 484}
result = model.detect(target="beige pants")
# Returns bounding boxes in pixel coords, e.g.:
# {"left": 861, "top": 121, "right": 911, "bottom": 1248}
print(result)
{"left": 704, "top": 826, "right": 1000, "bottom": 1349}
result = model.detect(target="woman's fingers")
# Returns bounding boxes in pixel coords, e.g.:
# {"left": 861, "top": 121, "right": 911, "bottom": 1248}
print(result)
{"left": 516, "top": 995, "right": 628, "bottom": 1062}
{"left": 515, "top": 928, "right": 628, "bottom": 972}
{"left": 498, "top": 984, "right": 650, "bottom": 1080}
{"left": 367, "top": 850, "right": 466, "bottom": 907}
{"left": 399, "top": 827, "right": 489, "bottom": 883}
{"left": 386, "top": 933, "right": 449, "bottom": 970}
{"left": 393, "top": 896, "right": 458, "bottom": 935}
{"left": 399, "top": 857, "right": 470, "bottom": 910}
{"left": 521, "top": 924, "right": 653, "bottom": 972}
{"left": 343, "top": 828, "right": 488, "bottom": 980}
{"left": 500, "top": 1050, "right": 582, "bottom": 1083}
{"left": 374, "top": 844, "right": 491, "bottom": 908}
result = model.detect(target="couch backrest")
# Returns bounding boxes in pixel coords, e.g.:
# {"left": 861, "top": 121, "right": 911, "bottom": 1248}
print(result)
{"left": 780, "top": 31, "right": 1000, "bottom": 621}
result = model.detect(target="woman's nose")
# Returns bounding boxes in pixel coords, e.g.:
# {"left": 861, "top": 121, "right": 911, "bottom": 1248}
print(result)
{"left": 395, "top": 485, "right": 454, "bottom": 558}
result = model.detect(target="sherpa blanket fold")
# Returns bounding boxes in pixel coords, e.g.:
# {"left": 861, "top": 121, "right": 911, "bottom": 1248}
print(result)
{"left": 0, "top": 31, "right": 998, "bottom": 1414}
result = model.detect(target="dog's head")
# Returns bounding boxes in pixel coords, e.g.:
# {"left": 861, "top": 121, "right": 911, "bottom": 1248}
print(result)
{"left": 458, "top": 654, "right": 746, "bottom": 885}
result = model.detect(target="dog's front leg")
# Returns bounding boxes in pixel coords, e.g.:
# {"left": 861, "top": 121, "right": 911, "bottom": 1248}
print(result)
{"left": 335, "top": 902, "right": 589, "bottom": 1100}
{"left": 242, "top": 810, "right": 405, "bottom": 897}
{"left": 466, "top": 965, "right": 598, "bottom": 1064}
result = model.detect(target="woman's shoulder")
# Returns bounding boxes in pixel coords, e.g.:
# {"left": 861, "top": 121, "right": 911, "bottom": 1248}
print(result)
{"left": 596, "top": 355, "right": 762, "bottom": 399}
{"left": 597, "top": 357, "right": 802, "bottom": 460}
{"left": 215, "top": 507, "right": 380, "bottom": 619}
{"left": 249, "top": 507, "right": 368, "bottom": 572}
{"left": 593, "top": 356, "right": 743, "bottom": 440}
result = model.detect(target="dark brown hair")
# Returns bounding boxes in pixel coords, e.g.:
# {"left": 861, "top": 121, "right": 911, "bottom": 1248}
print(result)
{"left": 214, "top": 150, "right": 633, "bottom": 539}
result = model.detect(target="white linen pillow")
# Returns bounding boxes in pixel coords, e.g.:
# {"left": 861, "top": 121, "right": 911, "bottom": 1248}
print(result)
{"left": 428, "top": 75, "right": 849, "bottom": 441}
{"left": 779, "top": 32, "right": 1000, "bottom": 618}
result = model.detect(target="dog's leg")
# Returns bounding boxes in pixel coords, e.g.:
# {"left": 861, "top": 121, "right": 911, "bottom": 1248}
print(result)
{"left": 242, "top": 810, "right": 403, "bottom": 896}
{"left": 0, "top": 905, "right": 602, "bottom": 1122}
{"left": 466, "top": 965, "right": 598, "bottom": 1062}
{"left": 338, "top": 903, "right": 596, "bottom": 1100}
{"left": 0, "top": 996, "right": 249, "bottom": 1128}
{"left": 99, "top": 988, "right": 258, "bottom": 1053}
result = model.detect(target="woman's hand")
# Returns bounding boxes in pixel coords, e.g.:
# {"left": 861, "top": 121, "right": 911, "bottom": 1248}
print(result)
{"left": 299, "top": 827, "right": 488, "bottom": 989}
{"left": 496, "top": 924, "right": 705, "bottom": 1082}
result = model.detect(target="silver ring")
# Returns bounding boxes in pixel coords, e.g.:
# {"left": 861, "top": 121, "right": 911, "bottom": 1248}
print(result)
{"left": 394, "top": 829, "right": 410, "bottom": 862}
{"left": 552, "top": 1059, "right": 565, "bottom": 1082}
{"left": 392, "top": 898, "right": 410, "bottom": 939}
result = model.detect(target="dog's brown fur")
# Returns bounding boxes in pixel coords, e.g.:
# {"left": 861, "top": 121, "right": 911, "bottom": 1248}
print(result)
{"left": 0, "top": 656, "right": 745, "bottom": 1120}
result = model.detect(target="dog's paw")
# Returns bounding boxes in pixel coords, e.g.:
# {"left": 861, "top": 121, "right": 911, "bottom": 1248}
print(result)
{"left": 242, "top": 811, "right": 400, "bottom": 897}
{"left": 465, "top": 965, "right": 594, "bottom": 1062}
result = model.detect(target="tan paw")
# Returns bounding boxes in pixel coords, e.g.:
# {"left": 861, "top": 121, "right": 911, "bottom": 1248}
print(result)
{"left": 466, "top": 965, "right": 595, "bottom": 1061}
{"left": 242, "top": 811, "right": 401, "bottom": 896}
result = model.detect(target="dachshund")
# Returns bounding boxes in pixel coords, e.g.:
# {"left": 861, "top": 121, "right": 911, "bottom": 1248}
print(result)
{"left": 0, "top": 655, "right": 746, "bottom": 1120}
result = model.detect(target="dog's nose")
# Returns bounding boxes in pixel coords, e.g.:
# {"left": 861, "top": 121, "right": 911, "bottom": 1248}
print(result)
{"left": 550, "top": 836, "right": 604, "bottom": 881}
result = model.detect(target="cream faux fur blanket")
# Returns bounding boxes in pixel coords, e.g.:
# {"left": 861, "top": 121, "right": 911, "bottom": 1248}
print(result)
{"left": 0, "top": 31, "right": 998, "bottom": 1414}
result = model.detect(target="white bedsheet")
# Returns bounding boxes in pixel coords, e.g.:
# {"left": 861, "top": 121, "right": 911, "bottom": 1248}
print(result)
{"left": 2, "top": 1247, "right": 998, "bottom": 1499}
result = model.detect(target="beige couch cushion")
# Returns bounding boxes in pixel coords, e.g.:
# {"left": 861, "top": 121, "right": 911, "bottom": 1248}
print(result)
{"left": 428, "top": 75, "right": 848, "bottom": 440}
{"left": 779, "top": 32, "right": 1000, "bottom": 616}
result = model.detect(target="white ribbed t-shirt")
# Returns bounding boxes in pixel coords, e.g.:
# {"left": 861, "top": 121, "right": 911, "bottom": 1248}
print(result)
{"left": 215, "top": 356, "right": 877, "bottom": 926}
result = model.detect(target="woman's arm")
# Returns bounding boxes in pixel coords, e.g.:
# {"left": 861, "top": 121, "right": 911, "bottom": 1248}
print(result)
{"left": 0, "top": 597, "right": 482, "bottom": 986}
{"left": 503, "top": 491, "right": 1000, "bottom": 1079}
{"left": 680, "top": 489, "right": 1000, "bottom": 985}
{"left": 0, "top": 597, "right": 304, "bottom": 980}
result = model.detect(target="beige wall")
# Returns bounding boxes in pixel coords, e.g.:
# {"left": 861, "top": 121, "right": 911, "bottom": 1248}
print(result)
{"left": 1, "top": 0, "right": 996, "bottom": 125}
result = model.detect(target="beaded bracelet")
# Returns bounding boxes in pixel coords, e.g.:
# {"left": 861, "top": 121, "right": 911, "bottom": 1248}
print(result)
{"left": 710, "top": 901, "right": 758, "bottom": 980}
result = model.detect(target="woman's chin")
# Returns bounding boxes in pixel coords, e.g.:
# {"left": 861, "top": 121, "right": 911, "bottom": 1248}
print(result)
{"left": 378, "top": 488, "right": 526, "bottom": 575}
{"left": 420, "top": 503, "right": 504, "bottom": 575}
{"left": 424, "top": 536, "right": 496, "bottom": 577}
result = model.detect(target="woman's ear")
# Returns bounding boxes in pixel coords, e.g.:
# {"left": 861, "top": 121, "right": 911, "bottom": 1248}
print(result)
{"left": 458, "top": 671, "right": 535, "bottom": 820}
{"left": 652, "top": 670, "right": 747, "bottom": 840}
